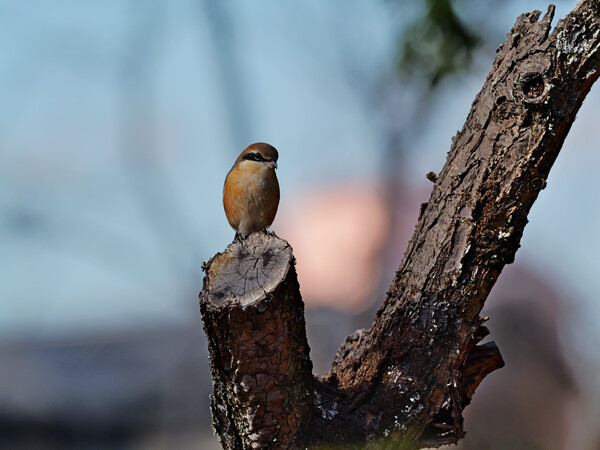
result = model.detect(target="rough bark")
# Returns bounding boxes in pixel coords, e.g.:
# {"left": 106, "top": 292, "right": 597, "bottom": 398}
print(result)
{"left": 200, "top": 233, "right": 314, "bottom": 449}
{"left": 199, "top": 1, "right": 600, "bottom": 448}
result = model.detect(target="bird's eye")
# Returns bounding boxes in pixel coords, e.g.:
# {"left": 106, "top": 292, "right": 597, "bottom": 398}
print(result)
{"left": 243, "top": 152, "right": 265, "bottom": 162}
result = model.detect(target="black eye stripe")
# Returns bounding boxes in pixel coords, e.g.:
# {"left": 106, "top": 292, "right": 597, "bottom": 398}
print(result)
{"left": 243, "top": 152, "right": 265, "bottom": 162}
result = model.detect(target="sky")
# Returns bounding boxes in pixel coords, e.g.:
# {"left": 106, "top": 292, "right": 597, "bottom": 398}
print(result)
{"left": 0, "top": 0, "right": 597, "bottom": 360}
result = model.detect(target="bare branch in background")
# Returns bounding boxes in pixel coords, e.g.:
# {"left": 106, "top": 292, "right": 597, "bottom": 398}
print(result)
{"left": 198, "top": 0, "right": 253, "bottom": 152}
{"left": 119, "top": 0, "right": 201, "bottom": 281}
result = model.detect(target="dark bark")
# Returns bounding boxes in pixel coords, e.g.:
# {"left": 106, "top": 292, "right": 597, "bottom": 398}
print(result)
{"left": 200, "top": 233, "right": 314, "bottom": 449}
{"left": 199, "top": 2, "right": 600, "bottom": 448}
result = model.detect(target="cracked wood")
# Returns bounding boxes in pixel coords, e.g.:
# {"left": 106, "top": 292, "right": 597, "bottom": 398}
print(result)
{"left": 199, "top": 1, "right": 600, "bottom": 448}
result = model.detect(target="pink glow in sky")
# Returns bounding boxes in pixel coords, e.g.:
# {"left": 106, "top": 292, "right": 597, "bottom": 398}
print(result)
{"left": 275, "top": 183, "right": 390, "bottom": 312}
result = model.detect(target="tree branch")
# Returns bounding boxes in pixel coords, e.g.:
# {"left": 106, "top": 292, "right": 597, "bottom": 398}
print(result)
{"left": 200, "top": 1, "right": 600, "bottom": 448}
{"left": 200, "top": 233, "right": 314, "bottom": 449}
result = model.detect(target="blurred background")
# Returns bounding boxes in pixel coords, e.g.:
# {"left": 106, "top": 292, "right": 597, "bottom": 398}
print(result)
{"left": 1, "top": 0, "right": 599, "bottom": 448}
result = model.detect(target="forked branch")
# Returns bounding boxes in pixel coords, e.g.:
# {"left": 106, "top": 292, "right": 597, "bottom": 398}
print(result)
{"left": 200, "top": 2, "right": 600, "bottom": 448}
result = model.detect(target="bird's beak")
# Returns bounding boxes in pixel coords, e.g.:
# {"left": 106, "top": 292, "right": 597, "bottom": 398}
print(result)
{"left": 269, "top": 161, "right": 278, "bottom": 169}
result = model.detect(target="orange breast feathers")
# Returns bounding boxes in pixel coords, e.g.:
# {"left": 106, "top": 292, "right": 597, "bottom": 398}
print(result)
{"left": 223, "top": 162, "right": 280, "bottom": 237}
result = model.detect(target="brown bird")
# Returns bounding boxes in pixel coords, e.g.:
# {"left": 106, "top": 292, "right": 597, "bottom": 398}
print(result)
{"left": 223, "top": 143, "right": 280, "bottom": 239}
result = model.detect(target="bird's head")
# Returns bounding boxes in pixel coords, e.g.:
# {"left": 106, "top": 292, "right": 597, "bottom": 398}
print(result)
{"left": 235, "top": 142, "right": 278, "bottom": 170}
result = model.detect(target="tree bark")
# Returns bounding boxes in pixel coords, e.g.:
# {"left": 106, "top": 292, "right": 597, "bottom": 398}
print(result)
{"left": 200, "top": 233, "right": 314, "bottom": 449}
{"left": 199, "top": 2, "right": 600, "bottom": 448}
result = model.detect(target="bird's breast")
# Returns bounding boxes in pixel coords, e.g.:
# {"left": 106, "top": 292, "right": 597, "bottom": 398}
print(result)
{"left": 223, "top": 165, "right": 280, "bottom": 235}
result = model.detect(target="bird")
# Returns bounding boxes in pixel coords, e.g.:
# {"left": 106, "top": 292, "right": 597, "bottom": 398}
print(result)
{"left": 223, "top": 142, "right": 280, "bottom": 240}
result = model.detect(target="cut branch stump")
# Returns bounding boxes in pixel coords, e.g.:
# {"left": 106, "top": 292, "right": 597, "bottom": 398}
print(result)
{"left": 199, "top": 232, "right": 314, "bottom": 449}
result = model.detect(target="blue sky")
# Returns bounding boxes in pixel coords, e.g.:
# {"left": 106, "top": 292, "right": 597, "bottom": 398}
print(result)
{"left": 0, "top": 0, "right": 597, "bottom": 352}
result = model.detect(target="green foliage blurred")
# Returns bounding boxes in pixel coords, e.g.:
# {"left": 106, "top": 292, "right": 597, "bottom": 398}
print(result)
{"left": 396, "top": 0, "right": 480, "bottom": 87}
